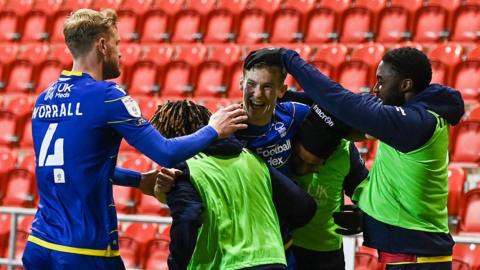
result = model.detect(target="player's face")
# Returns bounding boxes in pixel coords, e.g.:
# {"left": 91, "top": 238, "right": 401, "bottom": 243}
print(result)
{"left": 240, "top": 67, "right": 287, "bottom": 126}
{"left": 292, "top": 142, "right": 325, "bottom": 176}
{"left": 103, "top": 27, "right": 121, "bottom": 80}
{"left": 374, "top": 61, "right": 404, "bottom": 106}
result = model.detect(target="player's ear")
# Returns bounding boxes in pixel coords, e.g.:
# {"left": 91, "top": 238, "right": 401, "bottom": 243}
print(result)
{"left": 239, "top": 77, "right": 244, "bottom": 92}
{"left": 97, "top": 37, "right": 108, "bottom": 57}
{"left": 278, "top": 84, "right": 288, "bottom": 98}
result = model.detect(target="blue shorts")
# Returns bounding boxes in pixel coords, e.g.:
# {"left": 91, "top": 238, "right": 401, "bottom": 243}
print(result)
{"left": 22, "top": 241, "right": 125, "bottom": 270}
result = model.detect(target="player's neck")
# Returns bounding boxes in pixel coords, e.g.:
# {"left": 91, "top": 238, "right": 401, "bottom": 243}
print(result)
{"left": 71, "top": 54, "right": 104, "bottom": 81}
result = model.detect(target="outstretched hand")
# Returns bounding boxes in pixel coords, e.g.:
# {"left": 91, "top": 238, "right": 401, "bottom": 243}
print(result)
{"left": 333, "top": 204, "right": 363, "bottom": 235}
{"left": 209, "top": 103, "right": 248, "bottom": 139}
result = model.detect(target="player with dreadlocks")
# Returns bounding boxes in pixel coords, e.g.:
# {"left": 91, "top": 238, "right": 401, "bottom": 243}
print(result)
{"left": 151, "top": 100, "right": 316, "bottom": 270}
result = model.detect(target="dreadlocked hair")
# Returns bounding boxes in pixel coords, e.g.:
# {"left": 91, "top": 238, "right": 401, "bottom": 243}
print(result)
{"left": 150, "top": 100, "right": 212, "bottom": 138}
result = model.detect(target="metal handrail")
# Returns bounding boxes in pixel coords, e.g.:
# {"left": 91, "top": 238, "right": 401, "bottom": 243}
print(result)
{"left": 1, "top": 207, "right": 480, "bottom": 270}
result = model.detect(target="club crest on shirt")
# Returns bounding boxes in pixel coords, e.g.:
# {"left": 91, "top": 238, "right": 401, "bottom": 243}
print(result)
{"left": 121, "top": 96, "right": 142, "bottom": 118}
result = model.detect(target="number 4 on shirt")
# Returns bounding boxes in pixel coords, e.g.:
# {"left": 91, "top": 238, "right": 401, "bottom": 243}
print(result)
{"left": 39, "top": 123, "right": 66, "bottom": 183}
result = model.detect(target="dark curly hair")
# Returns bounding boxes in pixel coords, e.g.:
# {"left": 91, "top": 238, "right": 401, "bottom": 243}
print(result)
{"left": 150, "top": 100, "right": 211, "bottom": 138}
{"left": 382, "top": 47, "right": 432, "bottom": 92}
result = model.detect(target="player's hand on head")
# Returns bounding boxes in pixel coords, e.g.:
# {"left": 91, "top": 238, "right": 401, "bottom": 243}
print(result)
{"left": 244, "top": 48, "right": 286, "bottom": 70}
{"left": 332, "top": 204, "right": 363, "bottom": 236}
{"left": 209, "top": 103, "right": 248, "bottom": 139}
{"left": 138, "top": 169, "right": 159, "bottom": 196}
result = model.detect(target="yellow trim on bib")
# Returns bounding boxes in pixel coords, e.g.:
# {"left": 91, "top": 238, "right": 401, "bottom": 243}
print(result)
{"left": 28, "top": 235, "right": 120, "bottom": 257}
{"left": 386, "top": 256, "right": 452, "bottom": 265}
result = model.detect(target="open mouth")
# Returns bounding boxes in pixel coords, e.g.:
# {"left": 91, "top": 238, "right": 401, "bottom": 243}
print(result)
{"left": 249, "top": 99, "right": 266, "bottom": 110}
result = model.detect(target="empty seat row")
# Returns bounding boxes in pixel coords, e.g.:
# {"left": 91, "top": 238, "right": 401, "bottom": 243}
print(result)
{"left": 2, "top": 42, "right": 479, "bottom": 101}
{"left": 1, "top": 0, "right": 479, "bottom": 44}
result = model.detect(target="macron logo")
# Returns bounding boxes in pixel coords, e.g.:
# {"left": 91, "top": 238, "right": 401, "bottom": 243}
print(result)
{"left": 395, "top": 106, "right": 406, "bottom": 116}
{"left": 312, "top": 105, "right": 334, "bottom": 127}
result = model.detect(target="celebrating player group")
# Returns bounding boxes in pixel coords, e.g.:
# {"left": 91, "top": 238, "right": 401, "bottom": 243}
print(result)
{"left": 24, "top": 8, "right": 464, "bottom": 270}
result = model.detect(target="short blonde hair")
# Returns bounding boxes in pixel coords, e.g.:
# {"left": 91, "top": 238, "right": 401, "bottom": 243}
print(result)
{"left": 63, "top": 8, "right": 118, "bottom": 58}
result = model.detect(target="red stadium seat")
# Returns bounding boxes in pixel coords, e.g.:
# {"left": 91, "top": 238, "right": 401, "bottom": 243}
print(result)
{"left": 123, "top": 222, "right": 159, "bottom": 256}
{"left": 60, "top": 0, "right": 92, "bottom": 10}
{"left": 451, "top": 3, "right": 480, "bottom": 43}
{"left": 453, "top": 243, "right": 480, "bottom": 269}
{"left": 171, "top": 9, "right": 204, "bottom": 43}
{"left": 208, "top": 44, "right": 242, "bottom": 67}
{"left": 176, "top": 44, "right": 208, "bottom": 67}
{"left": 227, "top": 61, "right": 244, "bottom": 99}
{"left": 467, "top": 46, "right": 480, "bottom": 60}
{"left": 91, "top": 0, "right": 121, "bottom": 10}
{"left": 32, "top": 0, "right": 62, "bottom": 16}
{"left": 355, "top": 246, "right": 383, "bottom": 270}
{"left": 458, "top": 188, "right": 480, "bottom": 234}
{"left": 18, "top": 43, "right": 49, "bottom": 65}
{"left": 161, "top": 61, "right": 194, "bottom": 98}
{"left": 119, "top": 236, "right": 141, "bottom": 268}
{"left": 194, "top": 61, "right": 228, "bottom": 98}
{"left": 49, "top": 12, "right": 69, "bottom": 42}
{"left": 237, "top": 0, "right": 282, "bottom": 44}
{"left": 120, "top": 0, "right": 153, "bottom": 15}
{"left": 0, "top": 112, "right": 17, "bottom": 147}
{"left": 122, "top": 154, "right": 152, "bottom": 172}
{"left": 113, "top": 185, "right": 136, "bottom": 214}
{"left": 35, "top": 60, "right": 63, "bottom": 93}
{"left": 21, "top": 11, "right": 49, "bottom": 42}
{"left": 469, "top": 106, "right": 480, "bottom": 121}
{"left": 310, "top": 44, "right": 349, "bottom": 79}
{"left": 193, "top": 97, "right": 233, "bottom": 112}
{"left": 203, "top": 2, "right": 240, "bottom": 43}
{"left": 2, "top": 167, "right": 35, "bottom": 207}
{"left": 304, "top": 0, "right": 349, "bottom": 43}
{"left": 48, "top": 43, "right": 72, "bottom": 68}
{"left": 128, "top": 61, "right": 160, "bottom": 96}
{"left": 428, "top": 43, "right": 464, "bottom": 85}
{"left": 452, "top": 48, "right": 480, "bottom": 101}
{"left": 447, "top": 164, "right": 467, "bottom": 215}
{"left": 269, "top": 0, "right": 315, "bottom": 43}
{"left": 270, "top": 4, "right": 303, "bottom": 43}
{"left": 376, "top": 0, "right": 422, "bottom": 43}
{"left": 144, "top": 239, "right": 169, "bottom": 270}
{"left": 453, "top": 61, "right": 480, "bottom": 101}
{"left": 136, "top": 193, "right": 170, "bottom": 216}
{"left": 141, "top": 44, "right": 174, "bottom": 67}
{"left": 134, "top": 95, "right": 160, "bottom": 120}
{"left": 350, "top": 43, "right": 386, "bottom": 81}
{"left": 337, "top": 44, "right": 385, "bottom": 93}
{"left": 115, "top": 43, "right": 142, "bottom": 87}
{"left": 0, "top": 213, "right": 11, "bottom": 257}
{"left": 451, "top": 122, "right": 480, "bottom": 166}
{"left": 202, "top": 16, "right": 233, "bottom": 40}
{"left": 139, "top": 0, "right": 183, "bottom": 43}
{"left": 161, "top": 45, "right": 207, "bottom": 98}
{"left": 0, "top": 43, "right": 19, "bottom": 65}
{"left": 117, "top": 10, "right": 139, "bottom": 42}
{"left": 5, "top": 94, "right": 34, "bottom": 124}
{"left": 413, "top": 2, "right": 452, "bottom": 43}
{"left": 340, "top": 0, "right": 385, "bottom": 43}
{"left": 3, "top": 0, "right": 34, "bottom": 17}
{"left": 0, "top": 11, "right": 20, "bottom": 42}
{"left": 0, "top": 148, "right": 16, "bottom": 194}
